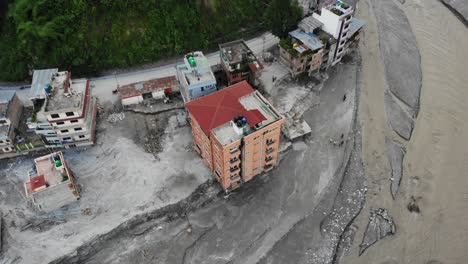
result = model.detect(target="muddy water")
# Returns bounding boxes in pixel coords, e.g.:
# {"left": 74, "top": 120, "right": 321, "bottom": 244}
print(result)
{"left": 343, "top": 0, "right": 468, "bottom": 263}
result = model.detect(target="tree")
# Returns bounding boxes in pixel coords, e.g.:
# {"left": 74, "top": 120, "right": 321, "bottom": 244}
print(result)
{"left": 263, "top": 0, "right": 303, "bottom": 38}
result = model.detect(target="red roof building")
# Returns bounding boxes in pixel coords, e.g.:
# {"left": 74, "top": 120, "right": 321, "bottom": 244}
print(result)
{"left": 185, "top": 81, "right": 285, "bottom": 192}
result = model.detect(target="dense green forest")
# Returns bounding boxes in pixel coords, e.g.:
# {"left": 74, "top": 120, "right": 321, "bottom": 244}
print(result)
{"left": 0, "top": 0, "right": 301, "bottom": 81}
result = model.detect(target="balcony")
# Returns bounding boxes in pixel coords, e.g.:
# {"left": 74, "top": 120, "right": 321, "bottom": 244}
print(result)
{"left": 230, "top": 157, "right": 239, "bottom": 164}
{"left": 266, "top": 139, "right": 275, "bottom": 146}
{"left": 265, "top": 148, "right": 274, "bottom": 154}
{"left": 264, "top": 164, "right": 273, "bottom": 170}
{"left": 230, "top": 174, "right": 240, "bottom": 181}
{"left": 265, "top": 156, "right": 273, "bottom": 163}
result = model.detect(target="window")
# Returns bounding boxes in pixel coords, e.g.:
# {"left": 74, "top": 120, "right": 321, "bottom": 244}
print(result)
{"left": 338, "top": 48, "right": 343, "bottom": 53}
{"left": 51, "top": 114, "right": 60, "bottom": 119}
{"left": 0, "top": 120, "right": 6, "bottom": 124}
{"left": 344, "top": 24, "right": 349, "bottom": 29}
{"left": 63, "top": 137, "right": 71, "bottom": 140}
{"left": 340, "top": 40, "right": 345, "bottom": 45}
{"left": 66, "top": 112, "right": 74, "bottom": 117}
{"left": 56, "top": 122, "right": 64, "bottom": 125}
{"left": 70, "top": 120, "right": 78, "bottom": 123}
{"left": 74, "top": 127, "right": 83, "bottom": 131}
{"left": 201, "top": 87, "right": 205, "bottom": 92}
{"left": 230, "top": 174, "right": 240, "bottom": 180}
{"left": 79, "top": 135, "right": 85, "bottom": 138}
{"left": 60, "top": 129, "right": 69, "bottom": 133}
{"left": 215, "top": 170, "right": 221, "bottom": 178}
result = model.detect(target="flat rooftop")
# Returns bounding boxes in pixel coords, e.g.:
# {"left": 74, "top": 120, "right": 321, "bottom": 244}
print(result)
{"left": 25, "top": 152, "right": 70, "bottom": 196}
{"left": 185, "top": 81, "right": 282, "bottom": 146}
{"left": 177, "top": 64, "right": 216, "bottom": 86}
{"left": 324, "top": 0, "right": 353, "bottom": 16}
{"left": 219, "top": 39, "right": 262, "bottom": 72}
{"left": 45, "top": 72, "right": 85, "bottom": 112}
{"left": 212, "top": 92, "right": 281, "bottom": 145}
{"left": 30, "top": 68, "right": 58, "bottom": 100}
{"left": 220, "top": 40, "right": 253, "bottom": 65}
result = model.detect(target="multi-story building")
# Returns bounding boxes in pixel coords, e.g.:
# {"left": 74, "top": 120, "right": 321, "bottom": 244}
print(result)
{"left": 185, "top": 81, "right": 285, "bottom": 192}
{"left": 23, "top": 151, "right": 80, "bottom": 212}
{"left": 28, "top": 69, "right": 98, "bottom": 148}
{"left": 312, "top": 0, "right": 354, "bottom": 65}
{"left": 176, "top": 51, "right": 217, "bottom": 102}
{"left": 219, "top": 39, "right": 262, "bottom": 85}
{"left": 280, "top": 1, "right": 364, "bottom": 72}
{"left": 279, "top": 16, "right": 326, "bottom": 77}
{"left": 0, "top": 90, "right": 23, "bottom": 153}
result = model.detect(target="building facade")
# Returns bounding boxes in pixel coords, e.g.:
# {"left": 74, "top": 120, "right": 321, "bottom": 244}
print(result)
{"left": 28, "top": 69, "right": 98, "bottom": 148}
{"left": 279, "top": 23, "right": 326, "bottom": 77}
{"left": 0, "top": 90, "right": 23, "bottom": 153}
{"left": 185, "top": 81, "right": 284, "bottom": 192}
{"left": 280, "top": 1, "right": 364, "bottom": 72}
{"left": 176, "top": 51, "right": 217, "bottom": 102}
{"left": 219, "top": 39, "right": 262, "bottom": 85}
{"left": 23, "top": 151, "right": 80, "bottom": 212}
{"left": 313, "top": 0, "right": 354, "bottom": 65}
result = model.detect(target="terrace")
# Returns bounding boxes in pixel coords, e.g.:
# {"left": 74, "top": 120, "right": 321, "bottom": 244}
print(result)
{"left": 219, "top": 40, "right": 262, "bottom": 73}
{"left": 24, "top": 152, "right": 70, "bottom": 197}
{"left": 45, "top": 72, "right": 84, "bottom": 112}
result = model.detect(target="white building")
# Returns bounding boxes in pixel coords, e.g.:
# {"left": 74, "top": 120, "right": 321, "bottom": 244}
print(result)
{"left": 28, "top": 69, "right": 98, "bottom": 148}
{"left": 313, "top": 0, "right": 354, "bottom": 65}
{"left": 176, "top": 51, "right": 217, "bottom": 102}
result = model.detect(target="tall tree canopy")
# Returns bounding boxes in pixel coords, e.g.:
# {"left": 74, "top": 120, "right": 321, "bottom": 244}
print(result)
{"left": 0, "top": 0, "right": 301, "bottom": 81}
{"left": 264, "top": 0, "right": 303, "bottom": 38}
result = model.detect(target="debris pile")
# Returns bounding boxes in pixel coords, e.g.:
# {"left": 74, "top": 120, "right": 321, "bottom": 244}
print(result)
{"left": 106, "top": 112, "right": 125, "bottom": 123}
{"left": 359, "top": 208, "right": 396, "bottom": 256}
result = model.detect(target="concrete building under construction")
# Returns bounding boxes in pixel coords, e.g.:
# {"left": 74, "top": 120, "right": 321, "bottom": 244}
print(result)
{"left": 23, "top": 151, "right": 80, "bottom": 212}
{"left": 27, "top": 69, "right": 98, "bottom": 148}
{"left": 219, "top": 39, "right": 263, "bottom": 85}
{"left": 185, "top": 81, "right": 284, "bottom": 192}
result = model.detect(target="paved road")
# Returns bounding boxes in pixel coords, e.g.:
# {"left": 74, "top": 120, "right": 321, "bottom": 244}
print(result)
{"left": 3, "top": 33, "right": 279, "bottom": 106}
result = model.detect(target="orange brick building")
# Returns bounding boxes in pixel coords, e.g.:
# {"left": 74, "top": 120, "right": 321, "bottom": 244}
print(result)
{"left": 185, "top": 81, "right": 285, "bottom": 192}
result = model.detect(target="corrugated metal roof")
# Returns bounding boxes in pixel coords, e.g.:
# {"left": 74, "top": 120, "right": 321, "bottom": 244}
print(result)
{"left": 298, "top": 16, "right": 324, "bottom": 33}
{"left": 29, "top": 68, "right": 58, "bottom": 100}
{"left": 349, "top": 17, "right": 365, "bottom": 36}
{"left": 289, "top": 29, "right": 324, "bottom": 51}
{"left": 0, "top": 90, "right": 16, "bottom": 118}
{"left": 0, "top": 90, "right": 16, "bottom": 103}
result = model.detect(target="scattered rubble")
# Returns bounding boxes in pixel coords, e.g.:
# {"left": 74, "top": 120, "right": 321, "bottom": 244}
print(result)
{"left": 359, "top": 208, "right": 396, "bottom": 256}
{"left": 106, "top": 112, "right": 125, "bottom": 123}
{"left": 385, "top": 138, "right": 406, "bottom": 199}
{"left": 407, "top": 196, "right": 421, "bottom": 213}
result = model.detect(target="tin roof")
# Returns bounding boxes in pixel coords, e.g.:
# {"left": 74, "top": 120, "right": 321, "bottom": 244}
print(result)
{"left": 349, "top": 17, "right": 365, "bottom": 36}
{"left": 30, "top": 68, "right": 58, "bottom": 100}
{"left": 298, "top": 16, "right": 324, "bottom": 33}
{"left": 0, "top": 90, "right": 16, "bottom": 117}
{"left": 289, "top": 29, "right": 324, "bottom": 51}
{"left": 118, "top": 76, "right": 179, "bottom": 99}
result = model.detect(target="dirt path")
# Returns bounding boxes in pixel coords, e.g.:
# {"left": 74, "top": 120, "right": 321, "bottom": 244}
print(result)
{"left": 342, "top": 0, "right": 468, "bottom": 263}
